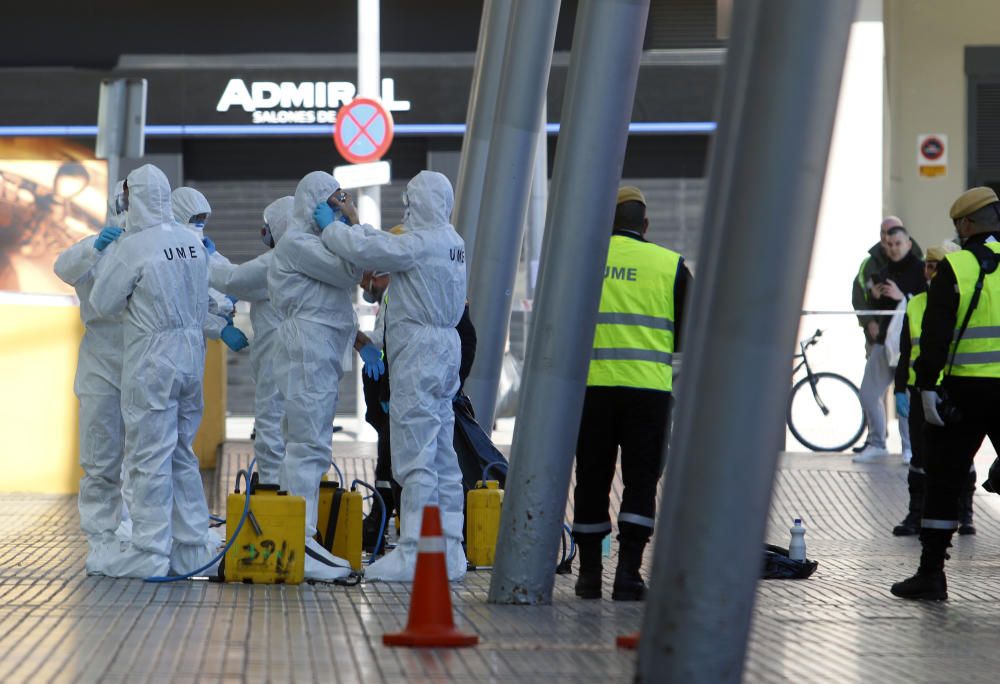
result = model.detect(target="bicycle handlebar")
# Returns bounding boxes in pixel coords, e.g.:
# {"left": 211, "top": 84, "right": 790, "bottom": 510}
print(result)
{"left": 800, "top": 328, "right": 823, "bottom": 349}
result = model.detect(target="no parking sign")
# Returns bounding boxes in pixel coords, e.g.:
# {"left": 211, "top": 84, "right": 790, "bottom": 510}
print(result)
{"left": 334, "top": 98, "right": 394, "bottom": 164}
{"left": 917, "top": 134, "right": 947, "bottom": 178}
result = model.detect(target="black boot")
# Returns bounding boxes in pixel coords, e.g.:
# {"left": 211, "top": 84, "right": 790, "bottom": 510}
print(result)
{"left": 890, "top": 569, "right": 948, "bottom": 600}
{"left": 892, "top": 511, "right": 920, "bottom": 536}
{"left": 575, "top": 538, "right": 603, "bottom": 599}
{"left": 890, "top": 529, "right": 949, "bottom": 601}
{"left": 612, "top": 537, "right": 648, "bottom": 601}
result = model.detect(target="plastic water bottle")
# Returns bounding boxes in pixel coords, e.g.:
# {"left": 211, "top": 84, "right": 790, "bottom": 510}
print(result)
{"left": 788, "top": 518, "right": 807, "bottom": 561}
{"left": 601, "top": 534, "right": 611, "bottom": 557}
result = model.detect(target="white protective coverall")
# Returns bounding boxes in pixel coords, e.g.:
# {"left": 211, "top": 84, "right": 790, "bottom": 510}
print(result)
{"left": 268, "top": 171, "right": 360, "bottom": 581}
{"left": 321, "top": 171, "right": 467, "bottom": 581}
{"left": 171, "top": 187, "right": 235, "bottom": 329}
{"left": 210, "top": 196, "right": 294, "bottom": 484}
{"left": 89, "top": 165, "right": 219, "bottom": 578}
{"left": 53, "top": 182, "right": 129, "bottom": 574}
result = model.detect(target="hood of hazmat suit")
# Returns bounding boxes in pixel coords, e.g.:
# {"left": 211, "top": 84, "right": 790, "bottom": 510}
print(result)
{"left": 321, "top": 170, "right": 467, "bottom": 581}
{"left": 267, "top": 171, "right": 360, "bottom": 581}
{"left": 53, "top": 179, "right": 130, "bottom": 573}
{"left": 88, "top": 164, "right": 218, "bottom": 578}
{"left": 209, "top": 195, "right": 294, "bottom": 485}
{"left": 171, "top": 187, "right": 233, "bottom": 325}
{"left": 171, "top": 186, "right": 212, "bottom": 238}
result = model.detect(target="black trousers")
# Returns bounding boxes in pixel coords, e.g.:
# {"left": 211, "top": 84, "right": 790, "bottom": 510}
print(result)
{"left": 362, "top": 373, "right": 398, "bottom": 505}
{"left": 905, "top": 386, "right": 975, "bottom": 521}
{"left": 572, "top": 386, "right": 672, "bottom": 544}
{"left": 921, "top": 379, "right": 1000, "bottom": 541}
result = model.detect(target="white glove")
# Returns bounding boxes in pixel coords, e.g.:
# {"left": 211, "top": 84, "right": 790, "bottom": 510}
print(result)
{"left": 921, "top": 390, "right": 945, "bottom": 427}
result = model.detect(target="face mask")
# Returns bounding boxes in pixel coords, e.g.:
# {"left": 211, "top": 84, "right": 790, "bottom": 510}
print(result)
{"left": 191, "top": 220, "right": 207, "bottom": 231}
{"left": 261, "top": 224, "right": 275, "bottom": 248}
{"left": 114, "top": 194, "right": 128, "bottom": 215}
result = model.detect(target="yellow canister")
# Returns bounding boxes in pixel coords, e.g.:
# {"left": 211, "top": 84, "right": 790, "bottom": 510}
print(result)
{"left": 466, "top": 480, "right": 504, "bottom": 567}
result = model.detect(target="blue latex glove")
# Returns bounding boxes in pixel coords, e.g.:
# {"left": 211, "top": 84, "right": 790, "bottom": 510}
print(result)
{"left": 359, "top": 343, "right": 385, "bottom": 381}
{"left": 314, "top": 201, "right": 335, "bottom": 229}
{"left": 202, "top": 237, "right": 217, "bottom": 254}
{"left": 220, "top": 325, "right": 249, "bottom": 352}
{"left": 895, "top": 391, "right": 910, "bottom": 419}
{"left": 379, "top": 400, "right": 390, "bottom": 414}
{"left": 225, "top": 295, "right": 238, "bottom": 307}
{"left": 94, "top": 226, "right": 123, "bottom": 251}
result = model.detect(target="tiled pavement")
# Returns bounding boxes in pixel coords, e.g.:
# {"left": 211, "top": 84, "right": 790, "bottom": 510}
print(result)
{"left": 2, "top": 442, "right": 999, "bottom": 683}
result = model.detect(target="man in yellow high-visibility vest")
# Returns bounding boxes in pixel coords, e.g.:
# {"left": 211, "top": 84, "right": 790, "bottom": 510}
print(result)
{"left": 571, "top": 186, "right": 693, "bottom": 601}
{"left": 889, "top": 241, "right": 977, "bottom": 537}
{"left": 891, "top": 187, "right": 1000, "bottom": 601}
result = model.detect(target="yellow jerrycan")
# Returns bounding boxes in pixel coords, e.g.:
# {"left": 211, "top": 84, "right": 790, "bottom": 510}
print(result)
{"left": 222, "top": 483, "right": 305, "bottom": 584}
{"left": 466, "top": 480, "right": 504, "bottom": 567}
{"left": 316, "top": 481, "right": 364, "bottom": 571}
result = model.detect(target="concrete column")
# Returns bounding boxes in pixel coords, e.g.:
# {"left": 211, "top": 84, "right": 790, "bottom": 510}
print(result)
{"left": 487, "top": 0, "right": 649, "bottom": 605}
{"left": 636, "top": 1, "right": 857, "bottom": 681}
{"left": 462, "top": 0, "right": 561, "bottom": 429}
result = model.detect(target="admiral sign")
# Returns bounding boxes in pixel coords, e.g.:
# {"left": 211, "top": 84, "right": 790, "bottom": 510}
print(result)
{"left": 216, "top": 77, "right": 411, "bottom": 124}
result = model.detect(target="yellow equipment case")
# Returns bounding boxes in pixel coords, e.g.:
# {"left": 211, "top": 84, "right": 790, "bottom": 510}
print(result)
{"left": 316, "top": 481, "right": 363, "bottom": 571}
{"left": 221, "top": 483, "right": 305, "bottom": 584}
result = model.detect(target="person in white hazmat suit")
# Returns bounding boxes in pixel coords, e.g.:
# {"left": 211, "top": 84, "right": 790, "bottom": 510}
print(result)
{"left": 170, "top": 187, "right": 249, "bottom": 352}
{"left": 316, "top": 170, "right": 468, "bottom": 582}
{"left": 268, "top": 171, "right": 361, "bottom": 581}
{"left": 54, "top": 181, "right": 132, "bottom": 574}
{"left": 89, "top": 164, "right": 221, "bottom": 578}
{"left": 209, "top": 196, "right": 294, "bottom": 485}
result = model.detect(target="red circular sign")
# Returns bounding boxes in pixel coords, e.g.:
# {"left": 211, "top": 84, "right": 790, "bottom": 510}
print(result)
{"left": 921, "top": 136, "right": 945, "bottom": 161}
{"left": 334, "top": 98, "right": 394, "bottom": 164}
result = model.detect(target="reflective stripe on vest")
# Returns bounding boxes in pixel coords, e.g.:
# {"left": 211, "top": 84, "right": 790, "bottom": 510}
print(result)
{"left": 946, "top": 243, "right": 1000, "bottom": 378}
{"left": 587, "top": 235, "right": 680, "bottom": 391}
{"left": 906, "top": 292, "right": 927, "bottom": 386}
{"left": 856, "top": 256, "right": 871, "bottom": 298}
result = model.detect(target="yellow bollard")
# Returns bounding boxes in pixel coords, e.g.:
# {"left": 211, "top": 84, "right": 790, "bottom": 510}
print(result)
{"left": 193, "top": 339, "right": 227, "bottom": 469}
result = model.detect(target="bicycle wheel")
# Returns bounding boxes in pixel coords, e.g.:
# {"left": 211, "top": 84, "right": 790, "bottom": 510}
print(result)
{"left": 787, "top": 372, "right": 865, "bottom": 452}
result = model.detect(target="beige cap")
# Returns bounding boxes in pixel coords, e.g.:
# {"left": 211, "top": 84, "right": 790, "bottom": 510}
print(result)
{"left": 616, "top": 186, "right": 646, "bottom": 206}
{"left": 949, "top": 186, "right": 999, "bottom": 220}
{"left": 925, "top": 240, "right": 960, "bottom": 262}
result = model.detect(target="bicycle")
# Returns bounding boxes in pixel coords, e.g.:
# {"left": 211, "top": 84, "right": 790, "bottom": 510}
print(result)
{"left": 786, "top": 329, "right": 865, "bottom": 452}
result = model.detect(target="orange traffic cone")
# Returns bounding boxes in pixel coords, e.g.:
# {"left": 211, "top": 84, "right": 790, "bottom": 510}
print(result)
{"left": 617, "top": 632, "right": 640, "bottom": 649}
{"left": 383, "top": 505, "right": 479, "bottom": 648}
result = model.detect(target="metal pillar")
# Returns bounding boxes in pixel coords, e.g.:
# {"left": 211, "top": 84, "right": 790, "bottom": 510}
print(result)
{"left": 355, "top": 0, "right": 382, "bottom": 436}
{"left": 636, "top": 1, "right": 857, "bottom": 681}
{"left": 525, "top": 103, "right": 548, "bottom": 301}
{"left": 487, "top": 0, "right": 649, "bottom": 605}
{"left": 462, "top": 0, "right": 560, "bottom": 430}
{"left": 453, "top": 0, "right": 515, "bottom": 267}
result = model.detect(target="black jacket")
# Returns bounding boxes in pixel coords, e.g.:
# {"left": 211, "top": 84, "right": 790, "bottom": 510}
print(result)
{"left": 852, "top": 238, "right": 923, "bottom": 339}
{"left": 865, "top": 251, "right": 926, "bottom": 345}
